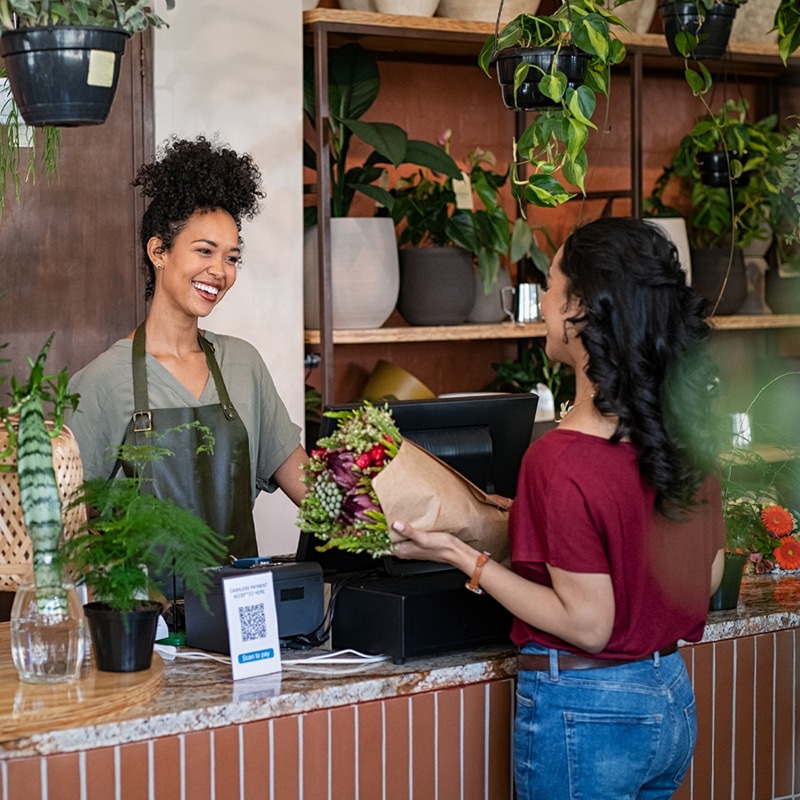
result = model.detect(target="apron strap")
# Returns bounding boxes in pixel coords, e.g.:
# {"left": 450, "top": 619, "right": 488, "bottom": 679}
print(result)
{"left": 131, "top": 323, "right": 239, "bottom": 437}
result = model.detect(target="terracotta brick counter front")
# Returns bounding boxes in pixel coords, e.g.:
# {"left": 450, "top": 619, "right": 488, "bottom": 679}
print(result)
{"left": 0, "top": 573, "right": 797, "bottom": 800}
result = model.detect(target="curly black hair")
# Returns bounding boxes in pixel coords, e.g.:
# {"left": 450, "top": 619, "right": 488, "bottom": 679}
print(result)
{"left": 560, "top": 217, "right": 720, "bottom": 515}
{"left": 133, "top": 135, "right": 266, "bottom": 300}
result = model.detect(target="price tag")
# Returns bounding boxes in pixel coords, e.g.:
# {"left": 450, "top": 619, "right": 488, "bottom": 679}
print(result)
{"left": 223, "top": 571, "right": 282, "bottom": 681}
{"left": 453, "top": 170, "right": 473, "bottom": 210}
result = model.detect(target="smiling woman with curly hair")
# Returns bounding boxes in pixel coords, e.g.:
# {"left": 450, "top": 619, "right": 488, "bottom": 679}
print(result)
{"left": 66, "top": 136, "right": 307, "bottom": 589}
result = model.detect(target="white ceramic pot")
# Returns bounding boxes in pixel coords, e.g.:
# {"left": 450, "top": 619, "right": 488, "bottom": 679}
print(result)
{"left": 374, "top": 0, "right": 440, "bottom": 16}
{"left": 304, "top": 217, "right": 400, "bottom": 330}
{"left": 303, "top": 0, "right": 320, "bottom": 9}
{"left": 645, "top": 217, "right": 692, "bottom": 286}
{"left": 436, "top": 0, "right": 540, "bottom": 23}
{"left": 730, "top": 0, "right": 779, "bottom": 44}
{"left": 610, "top": 0, "right": 658, "bottom": 33}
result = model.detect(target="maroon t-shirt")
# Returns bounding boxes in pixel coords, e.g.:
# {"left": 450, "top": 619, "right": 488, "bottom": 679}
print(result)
{"left": 509, "top": 428, "right": 725, "bottom": 659}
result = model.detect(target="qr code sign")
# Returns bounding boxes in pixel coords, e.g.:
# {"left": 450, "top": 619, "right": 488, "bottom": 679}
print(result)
{"left": 238, "top": 602, "right": 267, "bottom": 642}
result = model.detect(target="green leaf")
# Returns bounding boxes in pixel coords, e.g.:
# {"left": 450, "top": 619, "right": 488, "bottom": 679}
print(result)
{"left": 540, "top": 72, "right": 567, "bottom": 103}
{"left": 328, "top": 43, "right": 380, "bottom": 123}
{"left": 524, "top": 174, "right": 574, "bottom": 208}
{"left": 341, "top": 119, "right": 408, "bottom": 167}
{"left": 404, "top": 139, "right": 462, "bottom": 180}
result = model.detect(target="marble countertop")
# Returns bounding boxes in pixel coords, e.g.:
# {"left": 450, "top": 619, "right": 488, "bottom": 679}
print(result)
{"left": 0, "top": 572, "right": 796, "bottom": 759}
{"left": 700, "top": 571, "right": 800, "bottom": 642}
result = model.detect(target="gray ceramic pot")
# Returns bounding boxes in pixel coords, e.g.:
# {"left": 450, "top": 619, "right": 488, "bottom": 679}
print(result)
{"left": 397, "top": 247, "right": 476, "bottom": 326}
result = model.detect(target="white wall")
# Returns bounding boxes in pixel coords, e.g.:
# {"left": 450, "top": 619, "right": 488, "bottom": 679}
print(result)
{"left": 153, "top": 0, "right": 305, "bottom": 556}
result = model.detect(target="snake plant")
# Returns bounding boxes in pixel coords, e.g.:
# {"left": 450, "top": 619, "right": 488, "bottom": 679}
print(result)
{"left": 0, "top": 334, "right": 79, "bottom": 614}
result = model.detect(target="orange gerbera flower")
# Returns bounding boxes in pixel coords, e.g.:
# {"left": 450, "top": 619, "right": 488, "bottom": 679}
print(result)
{"left": 761, "top": 505, "right": 796, "bottom": 536}
{"left": 773, "top": 537, "right": 800, "bottom": 572}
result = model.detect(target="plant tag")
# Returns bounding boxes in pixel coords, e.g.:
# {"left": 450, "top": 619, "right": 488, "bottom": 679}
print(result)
{"left": 223, "top": 570, "right": 282, "bottom": 680}
{"left": 453, "top": 171, "right": 473, "bottom": 210}
{"left": 87, "top": 50, "right": 116, "bottom": 88}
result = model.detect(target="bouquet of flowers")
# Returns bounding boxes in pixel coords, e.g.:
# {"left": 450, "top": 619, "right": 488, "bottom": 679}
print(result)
{"left": 725, "top": 499, "right": 800, "bottom": 574}
{"left": 297, "top": 403, "right": 401, "bottom": 556}
{"left": 297, "top": 402, "right": 513, "bottom": 561}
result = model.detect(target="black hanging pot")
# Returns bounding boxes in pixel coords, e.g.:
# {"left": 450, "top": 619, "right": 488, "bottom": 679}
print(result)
{"left": 494, "top": 46, "right": 590, "bottom": 111}
{"left": 84, "top": 601, "right": 162, "bottom": 672}
{"left": 658, "top": 1, "right": 737, "bottom": 60}
{"left": 697, "top": 150, "right": 743, "bottom": 187}
{"left": 0, "top": 25, "right": 130, "bottom": 126}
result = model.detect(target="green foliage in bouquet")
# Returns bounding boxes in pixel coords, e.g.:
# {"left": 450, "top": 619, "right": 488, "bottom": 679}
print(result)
{"left": 297, "top": 403, "right": 401, "bottom": 556}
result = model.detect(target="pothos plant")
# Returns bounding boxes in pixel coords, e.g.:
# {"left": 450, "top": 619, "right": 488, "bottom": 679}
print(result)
{"left": 478, "top": 0, "right": 627, "bottom": 208}
{"left": 0, "top": 333, "right": 79, "bottom": 615}
{"left": 387, "top": 136, "right": 550, "bottom": 293}
{"left": 644, "top": 98, "right": 794, "bottom": 251}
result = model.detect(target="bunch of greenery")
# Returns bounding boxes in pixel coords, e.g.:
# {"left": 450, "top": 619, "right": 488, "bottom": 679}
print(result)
{"left": 303, "top": 42, "right": 461, "bottom": 226}
{"left": 0, "top": 0, "right": 174, "bottom": 32}
{"left": 61, "top": 423, "right": 228, "bottom": 613}
{"left": 0, "top": 64, "right": 60, "bottom": 220}
{"left": 477, "top": 0, "right": 627, "bottom": 208}
{"left": 388, "top": 139, "right": 550, "bottom": 293}
{"left": 644, "top": 98, "right": 796, "bottom": 250}
{"left": 484, "top": 342, "right": 576, "bottom": 411}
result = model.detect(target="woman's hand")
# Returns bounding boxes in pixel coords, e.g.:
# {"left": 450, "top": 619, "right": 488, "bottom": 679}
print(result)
{"left": 390, "top": 520, "right": 615, "bottom": 654}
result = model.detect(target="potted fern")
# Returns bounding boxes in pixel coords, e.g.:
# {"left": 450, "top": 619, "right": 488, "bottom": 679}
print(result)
{"left": 0, "top": 0, "right": 174, "bottom": 126}
{"left": 477, "top": 0, "right": 627, "bottom": 209}
{"left": 60, "top": 424, "right": 229, "bottom": 672}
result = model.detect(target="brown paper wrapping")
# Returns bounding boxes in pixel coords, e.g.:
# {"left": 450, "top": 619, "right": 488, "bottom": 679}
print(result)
{"left": 372, "top": 439, "right": 511, "bottom": 565}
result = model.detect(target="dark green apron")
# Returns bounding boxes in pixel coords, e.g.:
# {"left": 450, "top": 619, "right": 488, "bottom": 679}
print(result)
{"left": 119, "top": 324, "right": 257, "bottom": 581}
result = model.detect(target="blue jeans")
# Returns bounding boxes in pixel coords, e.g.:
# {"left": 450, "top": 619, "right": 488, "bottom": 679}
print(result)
{"left": 514, "top": 643, "right": 697, "bottom": 800}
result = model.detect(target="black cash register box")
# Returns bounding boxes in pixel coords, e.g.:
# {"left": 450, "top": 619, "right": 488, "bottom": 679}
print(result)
{"left": 184, "top": 561, "right": 325, "bottom": 654}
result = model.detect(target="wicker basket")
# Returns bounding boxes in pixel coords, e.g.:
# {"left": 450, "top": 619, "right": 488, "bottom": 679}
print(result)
{"left": 0, "top": 419, "right": 86, "bottom": 592}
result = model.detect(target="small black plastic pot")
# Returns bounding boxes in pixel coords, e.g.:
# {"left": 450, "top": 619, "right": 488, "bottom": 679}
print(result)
{"left": 697, "top": 150, "right": 742, "bottom": 187}
{"left": 0, "top": 26, "right": 129, "bottom": 127}
{"left": 709, "top": 552, "right": 748, "bottom": 611}
{"left": 659, "top": 1, "right": 737, "bottom": 60}
{"left": 84, "top": 601, "right": 162, "bottom": 672}
{"left": 494, "top": 46, "right": 590, "bottom": 111}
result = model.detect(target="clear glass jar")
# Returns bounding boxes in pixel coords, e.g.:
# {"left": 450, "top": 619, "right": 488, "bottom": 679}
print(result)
{"left": 10, "top": 573, "right": 86, "bottom": 684}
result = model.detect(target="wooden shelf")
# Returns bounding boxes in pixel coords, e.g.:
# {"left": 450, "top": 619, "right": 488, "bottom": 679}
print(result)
{"left": 304, "top": 315, "right": 800, "bottom": 346}
{"left": 303, "top": 9, "right": 800, "bottom": 73}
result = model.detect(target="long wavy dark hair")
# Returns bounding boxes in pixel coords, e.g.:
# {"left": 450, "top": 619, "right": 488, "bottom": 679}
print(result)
{"left": 133, "top": 135, "right": 266, "bottom": 300}
{"left": 560, "top": 217, "right": 720, "bottom": 514}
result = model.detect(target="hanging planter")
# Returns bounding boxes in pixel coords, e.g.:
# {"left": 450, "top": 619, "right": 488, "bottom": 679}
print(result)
{"left": 494, "top": 46, "right": 590, "bottom": 110}
{"left": 0, "top": 25, "right": 129, "bottom": 126}
{"left": 478, "top": 0, "right": 627, "bottom": 208}
{"left": 696, "top": 149, "right": 743, "bottom": 187}
{"left": 658, "top": 1, "right": 739, "bottom": 60}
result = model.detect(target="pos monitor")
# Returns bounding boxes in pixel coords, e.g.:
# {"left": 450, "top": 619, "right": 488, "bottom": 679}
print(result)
{"left": 295, "top": 392, "right": 539, "bottom": 578}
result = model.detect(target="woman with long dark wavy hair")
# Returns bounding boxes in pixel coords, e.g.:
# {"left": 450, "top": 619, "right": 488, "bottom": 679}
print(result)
{"left": 390, "top": 217, "right": 726, "bottom": 799}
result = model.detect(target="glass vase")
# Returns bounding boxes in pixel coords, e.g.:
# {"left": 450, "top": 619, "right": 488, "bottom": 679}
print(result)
{"left": 10, "top": 572, "right": 86, "bottom": 684}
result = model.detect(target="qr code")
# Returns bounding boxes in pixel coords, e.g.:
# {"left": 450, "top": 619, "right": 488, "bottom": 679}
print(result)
{"left": 238, "top": 603, "right": 267, "bottom": 642}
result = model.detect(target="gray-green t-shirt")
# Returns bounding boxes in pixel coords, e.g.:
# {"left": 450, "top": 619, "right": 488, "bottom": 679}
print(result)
{"left": 65, "top": 331, "right": 301, "bottom": 504}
